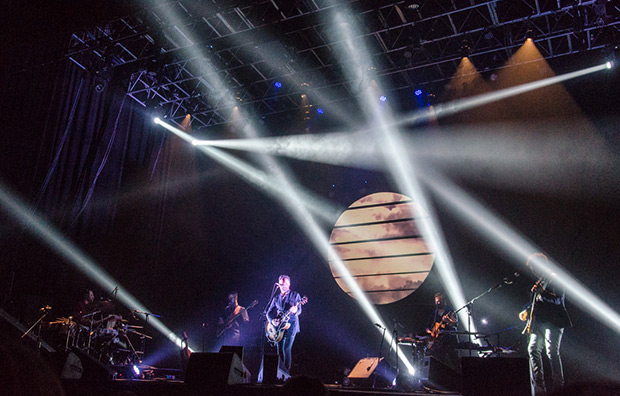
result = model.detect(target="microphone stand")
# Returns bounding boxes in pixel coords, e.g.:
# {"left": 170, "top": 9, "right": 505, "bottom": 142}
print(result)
{"left": 259, "top": 284, "right": 279, "bottom": 382}
{"left": 21, "top": 308, "right": 50, "bottom": 353}
{"left": 392, "top": 323, "right": 399, "bottom": 387}
{"left": 372, "top": 325, "right": 387, "bottom": 389}
{"left": 455, "top": 277, "right": 515, "bottom": 357}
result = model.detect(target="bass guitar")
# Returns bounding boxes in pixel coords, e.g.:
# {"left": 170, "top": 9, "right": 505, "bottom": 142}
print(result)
{"left": 265, "top": 296, "right": 308, "bottom": 343}
{"left": 216, "top": 300, "right": 258, "bottom": 338}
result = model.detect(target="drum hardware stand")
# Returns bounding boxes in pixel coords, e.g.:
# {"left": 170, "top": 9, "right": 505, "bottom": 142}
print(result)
{"left": 21, "top": 305, "right": 51, "bottom": 353}
{"left": 83, "top": 310, "right": 100, "bottom": 354}
{"left": 133, "top": 309, "right": 160, "bottom": 362}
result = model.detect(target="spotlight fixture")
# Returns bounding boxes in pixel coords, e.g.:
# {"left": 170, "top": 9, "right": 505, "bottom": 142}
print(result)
{"left": 414, "top": 89, "right": 423, "bottom": 96}
{"left": 379, "top": 95, "right": 387, "bottom": 102}
{"left": 317, "top": 108, "right": 324, "bottom": 114}
{"left": 274, "top": 81, "right": 282, "bottom": 88}
{"left": 460, "top": 39, "right": 471, "bottom": 57}
{"left": 525, "top": 27, "right": 535, "bottom": 40}
{"left": 367, "top": 66, "right": 378, "bottom": 79}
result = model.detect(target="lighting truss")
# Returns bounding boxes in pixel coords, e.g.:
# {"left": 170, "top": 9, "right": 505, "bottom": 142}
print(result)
{"left": 65, "top": 0, "right": 620, "bottom": 129}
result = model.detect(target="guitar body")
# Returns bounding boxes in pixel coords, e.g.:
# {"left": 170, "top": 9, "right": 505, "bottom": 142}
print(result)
{"left": 427, "top": 310, "right": 455, "bottom": 349}
{"left": 265, "top": 296, "right": 308, "bottom": 344}
{"left": 522, "top": 281, "right": 543, "bottom": 335}
{"left": 426, "top": 322, "right": 444, "bottom": 349}
{"left": 265, "top": 321, "right": 291, "bottom": 343}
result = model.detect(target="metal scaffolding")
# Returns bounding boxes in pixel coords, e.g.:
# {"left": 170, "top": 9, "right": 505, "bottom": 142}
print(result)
{"left": 66, "top": 0, "right": 620, "bottom": 129}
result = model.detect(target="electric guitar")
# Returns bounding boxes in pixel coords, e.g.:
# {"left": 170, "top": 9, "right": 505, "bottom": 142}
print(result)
{"left": 216, "top": 300, "right": 258, "bottom": 338}
{"left": 427, "top": 310, "right": 455, "bottom": 349}
{"left": 521, "top": 280, "right": 544, "bottom": 334}
{"left": 265, "top": 296, "right": 308, "bottom": 343}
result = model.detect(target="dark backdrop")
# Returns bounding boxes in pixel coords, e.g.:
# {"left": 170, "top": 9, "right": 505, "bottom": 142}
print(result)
{"left": 2, "top": 1, "right": 620, "bottom": 385}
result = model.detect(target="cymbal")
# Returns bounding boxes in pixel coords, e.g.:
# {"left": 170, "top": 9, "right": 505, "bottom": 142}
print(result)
{"left": 81, "top": 310, "right": 101, "bottom": 318}
{"left": 397, "top": 337, "right": 425, "bottom": 344}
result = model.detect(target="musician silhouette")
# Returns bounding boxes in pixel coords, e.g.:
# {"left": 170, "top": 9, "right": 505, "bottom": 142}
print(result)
{"left": 216, "top": 291, "right": 249, "bottom": 348}
{"left": 519, "top": 253, "right": 571, "bottom": 396}
{"left": 266, "top": 275, "right": 304, "bottom": 376}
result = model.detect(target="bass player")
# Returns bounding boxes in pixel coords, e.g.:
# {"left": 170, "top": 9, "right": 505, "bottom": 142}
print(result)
{"left": 216, "top": 291, "right": 250, "bottom": 348}
{"left": 266, "top": 275, "right": 304, "bottom": 376}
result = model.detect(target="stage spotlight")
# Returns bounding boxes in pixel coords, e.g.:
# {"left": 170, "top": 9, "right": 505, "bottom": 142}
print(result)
{"left": 274, "top": 81, "right": 282, "bottom": 88}
{"left": 606, "top": 61, "right": 613, "bottom": 69}
{"left": 379, "top": 95, "right": 387, "bottom": 102}
{"left": 153, "top": 117, "right": 161, "bottom": 124}
{"left": 317, "top": 108, "right": 324, "bottom": 114}
{"left": 481, "top": 318, "right": 488, "bottom": 325}
{"left": 415, "top": 89, "right": 423, "bottom": 96}
{"left": 525, "top": 27, "right": 534, "bottom": 40}
{"left": 133, "top": 365, "right": 141, "bottom": 376}
{"left": 408, "top": 366, "right": 416, "bottom": 375}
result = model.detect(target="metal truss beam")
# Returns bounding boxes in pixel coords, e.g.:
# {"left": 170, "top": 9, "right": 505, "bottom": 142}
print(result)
{"left": 65, "top": 0, "right": 619, "bottom": 130}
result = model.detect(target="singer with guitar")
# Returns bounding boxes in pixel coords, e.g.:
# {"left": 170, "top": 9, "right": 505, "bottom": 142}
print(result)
{"left": 266, "top": 275, "right": 305, "bottom": 376}
{"left": 216, "top": 292, "right": 250, "bottom": 347}
{"left": 519, "top": 253, "right": 571, "bottom": 396}
{"left": 425, "top": 292, "right": 458, "bottom": 369}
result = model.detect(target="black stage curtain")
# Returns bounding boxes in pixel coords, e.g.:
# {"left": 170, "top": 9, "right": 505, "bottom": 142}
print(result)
{"left": 1, "top": 25, "right": 210, "bottom": 323}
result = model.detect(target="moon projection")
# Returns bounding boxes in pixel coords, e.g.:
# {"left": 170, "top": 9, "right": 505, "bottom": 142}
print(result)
{"left": 328, "top": 192, "right": 434, "bottom": 305}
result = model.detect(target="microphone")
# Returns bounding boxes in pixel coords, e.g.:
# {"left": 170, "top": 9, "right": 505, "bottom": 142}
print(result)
{"left": 503, "top": 272, "right": 520, "bottom": 285}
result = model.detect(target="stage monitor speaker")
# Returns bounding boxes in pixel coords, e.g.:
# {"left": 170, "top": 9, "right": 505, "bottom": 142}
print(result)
{"left": 421, "top": 356, "right": 459, "bottom": 391}
{"left": 347, "top": 357, "right": 395, "bottom": 388}
{"left": 46, "top": 349, "right": 116, "bottom": 380}
{"left": 257, "top": 354, "right": 289, "bottom": 384}
{"left": 219, "top": 345, "right": 244, "bottom": 362}
{"left": 461, "top": 357, "right": 530, "bottom": 396}
{"left": 185, "top": 352, "right": 250, "bottom": 390}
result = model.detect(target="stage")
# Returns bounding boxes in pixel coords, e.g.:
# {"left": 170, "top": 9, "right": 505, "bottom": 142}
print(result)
{"left": 61, "top": 380, "right": 462, "bottom": 396}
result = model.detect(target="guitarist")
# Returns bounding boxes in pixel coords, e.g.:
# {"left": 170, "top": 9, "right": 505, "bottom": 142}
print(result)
{"left": 519, "top": 253, "right": 571, "bottom": 396}
{"left": 216, "top": 291, "right": 249, "bottom": 347}
{"left": 425, "top": 292, "right": 458, "bottom": 369}
{"left": 266, "top": 275, "right": 303, "bottom": 375}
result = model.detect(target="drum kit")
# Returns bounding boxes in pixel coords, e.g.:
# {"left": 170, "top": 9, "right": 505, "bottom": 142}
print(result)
{"left": 46, "top": 300, "right": 152, "bottom": 367}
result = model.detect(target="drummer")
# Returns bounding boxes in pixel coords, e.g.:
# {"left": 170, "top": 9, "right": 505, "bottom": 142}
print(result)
{"left": 75, "top": 289, "right": 122, "bottom": 328}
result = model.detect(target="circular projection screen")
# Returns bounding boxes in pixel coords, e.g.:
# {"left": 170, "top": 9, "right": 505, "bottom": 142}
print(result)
{"left": 328, "top": 192, "right": 435, "bottom": 305}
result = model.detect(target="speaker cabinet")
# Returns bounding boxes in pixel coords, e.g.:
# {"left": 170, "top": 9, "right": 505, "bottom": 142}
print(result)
{"left": 219, "top": 345, "right": 244, "bottom": 362}
{"left": 185, "top": 352, "right": 249, "bottom": 390}
{"left": 421, "top": 356, "right": 459, "bottom": 391}
{"left": 461, "top": 357, "right": 530, "bottom": 396}
{"left": 257, "top": 353, "right": 290, "bottom": 384}
{"left": 347, "top": 357, "right": 396, "bottom": 388}
{"left": 46, "top": 349, "right": 116, "bottom": 380}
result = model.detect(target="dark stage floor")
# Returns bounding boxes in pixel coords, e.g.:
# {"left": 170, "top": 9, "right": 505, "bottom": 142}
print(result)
{"left": 62, "top": 379, "right": 463, "bottom": 396}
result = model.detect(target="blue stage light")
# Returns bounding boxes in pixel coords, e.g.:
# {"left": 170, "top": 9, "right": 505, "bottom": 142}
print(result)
{"left": 274, "top": 81, "right": 282, "bottom": 88}
{"left": 379, "top": 95, "right": 387, "bottom": 102}
{"left": 415, "top": 89, "right": 423, "bottom": 96}
{"left": 317, "top": 108, "right": 324, "bottom": 114}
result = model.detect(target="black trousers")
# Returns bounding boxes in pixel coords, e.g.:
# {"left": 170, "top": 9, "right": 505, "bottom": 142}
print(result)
{"left": 277, "top": 330, "right": 296, "bottom": 374}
